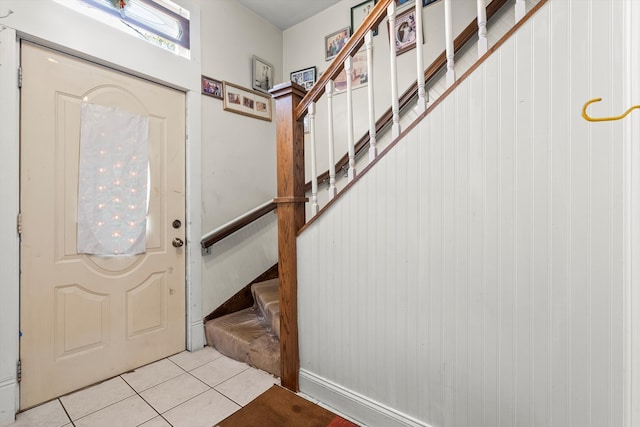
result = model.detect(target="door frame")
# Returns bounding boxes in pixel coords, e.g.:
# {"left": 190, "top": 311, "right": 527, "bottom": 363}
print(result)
{"left": 0, "top": 1, "right": 203, "bottom": 423}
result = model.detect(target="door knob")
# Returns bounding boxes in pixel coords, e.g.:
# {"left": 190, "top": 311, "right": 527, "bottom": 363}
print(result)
{"left": 172, "top": 238, "right": 184, "bottom": 248}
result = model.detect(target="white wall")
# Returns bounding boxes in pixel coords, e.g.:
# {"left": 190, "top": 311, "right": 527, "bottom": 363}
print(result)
{"left": 199, "top": 0, "right": 281, "bottom": 316}
{"left": 297, "top": 1, "right": 637, "bottom": 426}
{"left": 626, "top": 0, "right": 640, "bottom": 423}
{"left": 200, "top": 0, "right": 281, "bottom": 227}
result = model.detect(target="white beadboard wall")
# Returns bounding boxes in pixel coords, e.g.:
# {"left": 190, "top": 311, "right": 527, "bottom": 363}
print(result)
{"left": 297, "top": 1, "right": 635, "bottom": 426}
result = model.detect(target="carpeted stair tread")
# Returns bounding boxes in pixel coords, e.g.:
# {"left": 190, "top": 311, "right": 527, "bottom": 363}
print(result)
{"left": 205, "top": 279, "right": 282, "bottom": 377}
{"left": 204, "top": 307, "right": 280, "bottom": 376}
{"left": 248, "top": 333, "right": 280, "bottom": 378}
{"left": 251, "top": 278, "right": 280, "bottom": 339}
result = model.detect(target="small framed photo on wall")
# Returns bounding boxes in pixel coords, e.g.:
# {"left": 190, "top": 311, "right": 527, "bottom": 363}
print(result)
{"left": 325, "top": 26, "right": 351, "bottom": 61}
{"left": 290, "top": 66, "right": 317, "bottom": 91}
{"left": 252, "top": 55, "right": 274, "bottom": 93}
{"left": 201, "top": 76, "right": 223, "bottom": 99}
{"left": 351, "top": 0, "right": 378, "bottom": 36}
{"left": 389, "top": 7, "right": 424, "bottom": 55}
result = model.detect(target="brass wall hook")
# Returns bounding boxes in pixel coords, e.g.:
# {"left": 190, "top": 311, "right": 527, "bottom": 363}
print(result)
{"left": 582, "top": 97, "right": 640, "bottom": 122}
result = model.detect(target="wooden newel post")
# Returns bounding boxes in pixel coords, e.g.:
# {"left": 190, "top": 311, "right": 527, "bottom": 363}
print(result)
{"left": 269, "top": 82, "right": 307, "bottom": 392}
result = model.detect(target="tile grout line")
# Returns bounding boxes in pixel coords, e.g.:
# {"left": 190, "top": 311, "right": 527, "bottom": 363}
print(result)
{"left": 57, "top": 398, "right": 75, "bottom": 427}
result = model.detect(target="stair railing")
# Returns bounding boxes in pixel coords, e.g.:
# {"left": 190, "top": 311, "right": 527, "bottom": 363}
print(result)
{"left": 271, "top": 0, "right": 534, "bottom": 392}
{"left": 303, "top": 0, "right": 513, "bottom": 207}
{"left": 200, "top": 0, "right": 515, "bottom": 255}
{"left": 200, "top": 200, "right": 276, "bottom": 253}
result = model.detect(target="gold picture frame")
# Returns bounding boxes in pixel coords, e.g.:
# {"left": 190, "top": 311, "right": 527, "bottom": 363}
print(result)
{"left": 223, "top": 81, "right": 272, "bottom": 122}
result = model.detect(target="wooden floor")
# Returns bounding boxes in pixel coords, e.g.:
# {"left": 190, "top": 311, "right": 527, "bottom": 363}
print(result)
{"left": 215, "top": 385, "right": 359, "bottom": 427}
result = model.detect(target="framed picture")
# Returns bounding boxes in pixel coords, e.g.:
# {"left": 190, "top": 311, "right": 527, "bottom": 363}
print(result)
{"left": 423, "top": 0, "right": 439, "bottom": 6}
{"left": 223, "top": 81, "right": 272, "bottom": 121}
{"left": 252, "top": 55, "right": 274, "bottom": 93}
{"left": 389, "top": 7, "right": 424, "bottom": 56}
{"left": 290, "top": 66, "right": 317, "bottom": 91}
{"left": 325, "top": 26, "right": 351, "bottom": 61}
{"left": 201, "top": 75, "right": 223, "bottom": 99}
{"left": 335, "top": 50, "right": 368, "bottom": 93}
{"left": 351, "top": 0, "right": 378, "bottom": 36}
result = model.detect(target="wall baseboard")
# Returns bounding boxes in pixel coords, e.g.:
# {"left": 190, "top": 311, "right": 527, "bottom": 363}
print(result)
{"left": 188, "top": 320, "right": 205, "bottom": 351}
{"left": 299, "top": 370, "right": 430, "bottom": 427}
{"left": 0, "top": 378, "right": 18, "bottom": 427}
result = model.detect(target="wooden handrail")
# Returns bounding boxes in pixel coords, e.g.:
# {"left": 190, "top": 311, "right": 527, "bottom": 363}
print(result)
{"left": 295, "top": 0, "right": 393, "bottom": 122}
{"left": 201, "top": 200, "right": 277, "bottom": 249}
{"left": 303, "top": 0, "right": 509, "bottom": 193}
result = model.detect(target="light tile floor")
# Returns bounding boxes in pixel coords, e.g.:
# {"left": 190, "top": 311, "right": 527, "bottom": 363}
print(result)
{"left": 9, "top": 347, "right": 280, "bottom": 427}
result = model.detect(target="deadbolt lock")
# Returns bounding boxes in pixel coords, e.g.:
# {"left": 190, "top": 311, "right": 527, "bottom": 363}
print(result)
{"left": 172, "top": 219, "right": 182, "bottom": 229}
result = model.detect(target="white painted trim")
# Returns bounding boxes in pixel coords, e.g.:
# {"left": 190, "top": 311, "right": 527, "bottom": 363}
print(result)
{"left": 0, "top": 1, "right": 203, "bottom": 421}
{"left": 0, "top": 25, "right": 20, "bottom": 427}
{"left": 299, "top": 370, "right": 431, "bottom": 427}
{"left": 185, "top": 89, "right": 205, "bottom": 351}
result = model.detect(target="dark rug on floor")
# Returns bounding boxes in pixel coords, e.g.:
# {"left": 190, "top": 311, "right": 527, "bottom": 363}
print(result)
{"left": 215, "top": 385, "right": 359, "bottom": 427}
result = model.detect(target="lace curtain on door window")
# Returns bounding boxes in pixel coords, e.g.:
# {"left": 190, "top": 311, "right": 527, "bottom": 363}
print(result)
{"left": 77, "top": 102, "right": 149, "bottom": 255}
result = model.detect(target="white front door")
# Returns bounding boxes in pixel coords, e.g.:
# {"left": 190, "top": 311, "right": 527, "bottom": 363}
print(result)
{"left": 19, "top": 41, "right": 186, "bottom": 409}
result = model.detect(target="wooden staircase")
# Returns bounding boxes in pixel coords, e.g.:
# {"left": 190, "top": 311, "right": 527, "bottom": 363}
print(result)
{"left": 204, "top": 278, "right": 281, "bottom": 377}
{"left": 201, "top": 0, "right": 541, "bottom": 390}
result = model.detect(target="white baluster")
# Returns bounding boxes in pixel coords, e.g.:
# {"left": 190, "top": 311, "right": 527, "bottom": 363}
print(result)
{"left": 365, "top": 30, "right": 377, "bottom": 162}
{"left": 308, "top": 102, "right": 319, "bottom": 215}
{"left": 515, "top": 0, "right": 526, "bottom": 21}
{"left": 388, "top": 2, "right": 401, "bottom": 138}
{"left": 444, "top": 0, "right": 455, "bottom": 86}
{"left": 477, "top": 0, "right": 488, "bottom": 56}
{"left": 415, "top": 0, "right": 427, "bottom": 113}
{"left": 326, "top": 80, "right": 337, "bottom": 198}
{"left": 345, "top": 56, "right": 356, "bottom": 181}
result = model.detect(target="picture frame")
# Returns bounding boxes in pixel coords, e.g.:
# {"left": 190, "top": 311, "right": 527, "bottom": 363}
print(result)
{"left": 290, "top": 66, "right": 317, "bottom": 91}
{"left": 252, "top": 55, "right": 274, "bottom": 93}
{"left": 223, "top": 81, "right": 272, "bottom": 122}
{"left": 351, "top": 0, "right": 378, "bottom": 36}
{"left": 325, "top": 26, "right": 351, "bottom": 61}
{"left": 335, "top": 50, "right": 368, "bottom": 93}
{"left": 389, "top": 7, "right": 424, "bottom": 56}
{"left": 201, "top": 75, "right": 223, "bottom": 99}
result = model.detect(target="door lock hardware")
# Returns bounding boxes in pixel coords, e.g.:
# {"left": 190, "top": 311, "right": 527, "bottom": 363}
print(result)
{"left": 172, "top": 238, "right": 184, "bottom": 248}
{"left": 172, "top": 219, "right": 182, "bottom": 229}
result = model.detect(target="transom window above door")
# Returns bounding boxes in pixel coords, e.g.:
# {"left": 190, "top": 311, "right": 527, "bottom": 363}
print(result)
{"left": 56, "top": 0, "right": 191, "bottom": 58}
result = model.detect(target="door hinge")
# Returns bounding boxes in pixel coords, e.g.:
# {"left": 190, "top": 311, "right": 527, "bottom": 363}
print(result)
{"left": 17, "top": 66, "right": 22, "bottom": 89}
{"left": 17, "top": 360, "right": 21, "bottom": 383}
{"left": 17, "top": 212, "right": 22, "bottom": 236}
